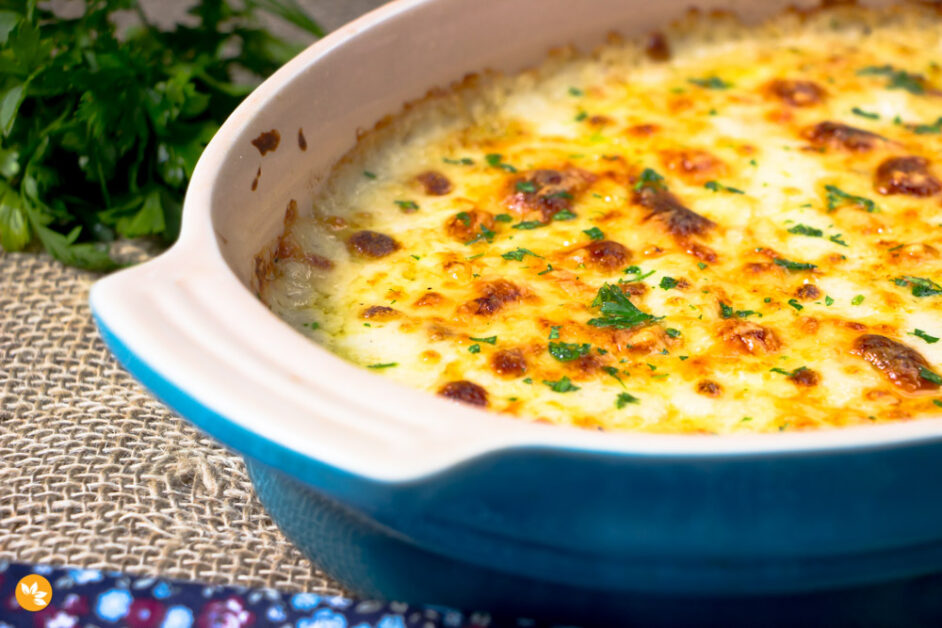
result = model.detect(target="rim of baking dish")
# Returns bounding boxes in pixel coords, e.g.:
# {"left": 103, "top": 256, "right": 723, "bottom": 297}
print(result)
{"left": 90, "top": 0, "right": 942, "bottom": 485}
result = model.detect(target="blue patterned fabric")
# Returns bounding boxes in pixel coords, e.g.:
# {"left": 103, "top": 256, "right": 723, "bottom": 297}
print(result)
{"left": 0, "top": 562, "right": 572, "bottom": 628}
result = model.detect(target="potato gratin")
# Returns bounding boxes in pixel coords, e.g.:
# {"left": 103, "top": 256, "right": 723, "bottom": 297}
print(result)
{"left": 257, "top": 3, "right": 942, "bottom": 434}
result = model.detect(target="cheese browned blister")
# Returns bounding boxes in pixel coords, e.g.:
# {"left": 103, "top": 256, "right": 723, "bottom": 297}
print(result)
{"left": 258, "top": 3, "right": 942, "bottom": 434}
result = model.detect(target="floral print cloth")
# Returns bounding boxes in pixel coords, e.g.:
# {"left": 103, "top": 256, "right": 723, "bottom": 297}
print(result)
{"left": 0, "top": 562, "right": 569, "bottom": 628}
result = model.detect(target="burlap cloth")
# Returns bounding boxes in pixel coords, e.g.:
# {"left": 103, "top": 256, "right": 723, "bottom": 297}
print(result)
{"left": 0, "top": 0, "right": 387, "bottom": 593}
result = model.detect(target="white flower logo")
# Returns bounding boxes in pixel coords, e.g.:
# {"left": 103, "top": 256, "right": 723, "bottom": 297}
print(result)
{"left": 20, "top": 581, "right": 49, "bottom": 608}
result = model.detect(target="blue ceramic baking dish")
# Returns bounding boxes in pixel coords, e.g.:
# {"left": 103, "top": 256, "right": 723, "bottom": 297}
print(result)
{"left": 90, "top": 0, "right": 942, "bottom": 623}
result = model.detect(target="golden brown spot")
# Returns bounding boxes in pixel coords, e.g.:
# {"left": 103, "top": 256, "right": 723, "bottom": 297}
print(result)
{"left": 628, "top": 123, "right": 660, "bottom": 137}
{"left": 298, "top": 128, "right": 307, "bottom": 151}
{"left": 765, "top": 79, "right": 826, "bottom": 107}
{"left": 462, "top": 279, "right": 523, "bottom": 316}
{"left": 621, "top": 282, "right": 648, "bottom": 297}
{"left": 687, "top": 242, "right": 718, "bottom": 263}
{"left": 251, "top": 129, "right": 280, "bottom": 155}
{"left": 875, "top": 156, "right": 941, "bottom": 197}
{"left": 720, "top": 321, "right": 781, "bottom": 354}
{"left": 251, "top": 166, "right": 261, "bottom": 191}
{"left": 803, "top": 121, "right": 883, "bottom": 152}
{"left": 416, "top": 170, "right": 453, "bottom": 196}
{"left": 789, "top": 367, "right": 820, "bottom": 387}
{"left": 852, "top": 334, "right": 940, "bottom": 392}
{"left": 659, "top": 149, "right": 726, "bottom": 184}
{"left": 303, "top": 253, "right": 334, "bottom": 270}
{"left": 491, "top": 349, "right": 528, "bottom": 378}
{"left": 360, "top": 305, "right": 398, "bottom": 321}
{"left": 446, "top": 209, "right": 494, "bottom": 243}
{"left": 507, "top": 167, "right": 596, "bottom": 222}
{"left": 696, "top": 380, "right": 723, "bottom": 397}
{"left": 794, "top": 284, "right": 821, "bottom": 300}
{"left": 644, "top": 31, "right": 671, "bottom": 61}
{"left": 588, "top": 115, "right": 613, "bottom": 127}
{"left": 583, "top": 240, "right": 631, "bottom": 270}
{"left": 420, "top": 350, "right": 440, "bottom": 364}
{"left": 438, "top": 381, "right": 488, "bottom": 407}
{"left": 634, "top": 186, "right": 716, "bottom": 238}
{"left": 414, "top": 292, "right": 445, "bottom": 307}
{"left": 347, "top": 230, "right": 400, "bottom": 258}
{"left": 568, "top": 354, "right": 602, "bottom": 377}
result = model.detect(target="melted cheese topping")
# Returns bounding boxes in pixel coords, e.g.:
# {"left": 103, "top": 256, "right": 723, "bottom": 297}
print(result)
{"left": 259, "top": 4, "right": 942, "bottom": 434}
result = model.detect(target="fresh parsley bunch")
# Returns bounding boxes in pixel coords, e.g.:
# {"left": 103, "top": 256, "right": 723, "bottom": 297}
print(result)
{"left": 0, "top": 0, "right": 321, "bottom": 270}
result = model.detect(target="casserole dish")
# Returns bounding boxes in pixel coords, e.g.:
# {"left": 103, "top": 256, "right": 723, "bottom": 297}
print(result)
{"left": 90, "top": 0, "right": 942, "bottom": 623}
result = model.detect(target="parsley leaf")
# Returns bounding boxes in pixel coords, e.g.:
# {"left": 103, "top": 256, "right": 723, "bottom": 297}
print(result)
{"left": 368, "top": 362, "right": 397, "bottom": 369}
{"left": 394, "top": 200, "right": 419, "bottom": 211}
{"left": 774, "top": 258, "right": 817, "bottom": 272}
{"left": 688, "top": 76, "right": 732, "bottom": 89}
{"left": 633, "top": 168, "right": 667, "bottom": 192}
{"left": 468, "top": 344, "right": 481, "bottom": 354}
{"left": 548, "top": 342, "right": 591, "bottom": 362}
{"left": 511, "top": 220, "right": 545, "bottom": 230}
{"left": 616, "top": 392, "right": 640, "bottom": 408}
{"left": 920, "top": 367, "right": 942, "bottom": 386}
{"left": 787, "top": 299, "right": 804, "bottom": 311}
{"left": 501, "top": 247, "right": 541, "bottom": 261}
{"left": 910, "top": 329, "right": 940, "bottom": 344}
{"left": 894, "top": 276, "right": 942, "bottom": 297}
{"left": 588, "top": 283, "right": 662, "bottom": 329}
{"left": 659, "top": 276, "right": 678, "bottom": 290}
{"left": 0, "top": 1, "right": 323, "bottom": 269}
{"left": 788, "top": 224, "right": 823, "bottom": 237}
{"left": 857, "top": 65, "right": 925, "bottom": 95}
{"left": 825, "top": 185, "right": 878, "bottom": 213}
{"left": 469, "top": 335, "right": 497, "bottom": 344}
{"left": 485, "top": 153, "right": 517, "bottom": 173}
{"left": 704, "top": 180, "right": 745, "bottom": 194}
{"left": 583, "top": 226, "right": 605, "bottom": 240}
{"left": 464, "top": 224, "right": 496, "bottom": 245}
{"left": 851, "top": 107, "right": 880, "bottom": 120}
{"left": 543, "top": 376, "right": 580, "bottom": 393}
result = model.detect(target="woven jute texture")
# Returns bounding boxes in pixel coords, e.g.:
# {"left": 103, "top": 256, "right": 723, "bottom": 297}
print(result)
{"left": 0, "top": 252, "right": 343, "bottom": 592}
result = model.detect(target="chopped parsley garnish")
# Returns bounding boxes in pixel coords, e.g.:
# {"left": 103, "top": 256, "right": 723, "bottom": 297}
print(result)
{"left": 934, "top": 400, "right": 942, "bottom": 408}
{"left": 495, "top": 213, "right": 513, "bottom": 223}
{"left": 469, "top": 335, "right": 497, "bottom": 344}
{"left": 603, "top": 366, "right": 626, "bottom": 388}
{"left": 468, "top": 344, "right": 481, "bottom": 354}
{"left": 456, "top": 211, "right": 471, "bottom": 226}
{"left": 720, "top": 301, "right": 759, "bottom": 319}
{"left": 894, "top": 276, "right": 942, "bottom": 297}
{"left": 543, "top": 376, "right": 580, "bottom": 393}
{"left": 788, "top": 224, "right": 823, "bottom": 237}
{"left": 910, "top": 329, "right": 940, "bottom": 344}
{"left": 857, "top": 65, "right": 925, "bottom": 95}
{"left": 538, "top": 264, "right": 555, "bottom": 275}
{"left": 665, "top": 328, "right": 682, "bottom": 338}
{"left": 774, "top": 257, "right": 817, "bottom": 272}
{"left": 912, "top": 117, "right": 942, "bottom": 134}
{"left": 548, "top": 342, "right": 591, "bottom": 362}
{"left": 552, "top": 209, "right": 577, "bottom": 221}
{"left": 770, "top": 366, "right": 808, "bottom": 377}
{"left": 569, "top": 87, "right": 584, "bottom": 97}
{"left": 363, "top": 171, "right": 377, "bottom": 179}
{"left": 787, "top": 299, "right": 804, "bottom": 311}
{"left": 511, "top": 220, "right": 545, "bottom": 230}
{"left": 443, "top": 157, "right": 475, "bottom": 165}
{"left": 688, "top": 76, "right": 732, "bottom": 89}
{"left": 825, "top": 185, "right": 877, "bottom": 213}
{"left": 704, "top": 180, "right": 745, "bottom": 194}
{"left": 574, "top": 111, "right": 588, "bottom": 122}
{"left": 851, "top": 294, "right": 866, "bottom": 305}
{"left": 829, "top": 234, "right": 848, "bottom": 247}
{"left": 464, "top": 224, "right": 496, "bottom": 245}
{"left": 616, "top": 392, "right": 640, "bottom": 408}
{"left": 588, "top": 283, "right": 663, "bottom": 329}
{"left": 920, "top": 367, "right": 942, "bottom": 385}
{"left": 549, "top": 326, "right": 561, "bottom": 339}
{"left": 583, "top": 227, "right": 605, "bottom": 241}
{"left": 633, "top": 168, "right": 667, "bottom": 192}
{"left": 303, "top": 322, "right": 320, "bottom": 329}
{"left": 825, "top": 296, "right": 835, "bottom": 306}
{"left": 851, "top": 107, "right": 880, "bottom": 120}
{"left": 623, "top": 265, "right": 656, "bottom": 282}
{"left": 394, "top": 200, "right": 419, "bottom": 211}
{"left": 485, "top": 153, "right": 517, "bottom": 173}
{"left": 659, "top": 276, "right": 679, "bottom": 290}
{"left": 516, "top": 180, "right": 538, "bottom": 194}
{"left": 367, "top": 362, "right": 397, "bottom": 369}
{"left": 501, "top": 247, "right": 542, "bottom": 261}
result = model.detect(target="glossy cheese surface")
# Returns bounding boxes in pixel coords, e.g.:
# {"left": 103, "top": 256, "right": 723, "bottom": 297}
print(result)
{"left": 259, "top": 4, "right": 942, "bottom": 434}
